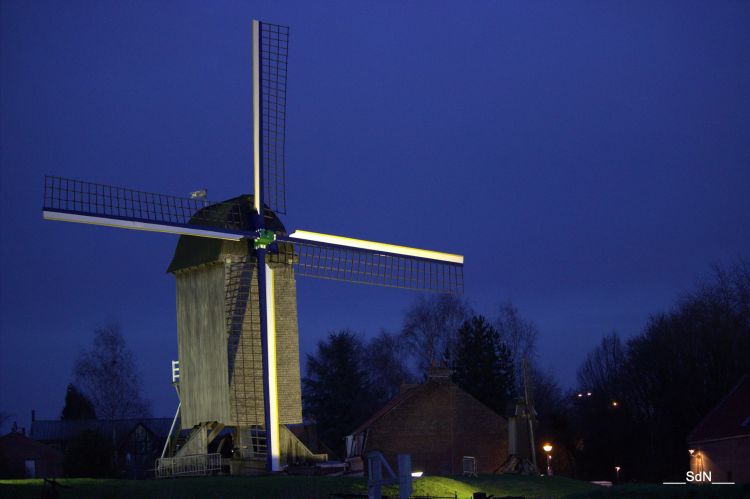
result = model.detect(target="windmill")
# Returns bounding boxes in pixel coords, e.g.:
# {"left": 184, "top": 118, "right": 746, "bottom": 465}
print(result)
{"left": 42, "top": 20, "right": 464, "bottom": 473}
{"left": 499, "top": 358, "right": 539, "bottom": 474}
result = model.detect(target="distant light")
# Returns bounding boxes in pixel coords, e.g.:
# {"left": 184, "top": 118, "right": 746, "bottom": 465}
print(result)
{"left": 688, "top": 449, "right": 695, "bottom": 456}
{"left": 615, "top": 466, "right": 621, "bottom": 472}
{"left": 586, "top": 392, "right": 592, "bottom": 397}
{"left": 612, "top": 401, "right": 619, "bottom": 407}
{"left": 411, "top": 471, "right": 424, "bottom": 478}
{"left": 577, "top": 393, "right": 583, "bottom": 398}
{"left": 542, "top": 443, "right": 553, "bottom": 453}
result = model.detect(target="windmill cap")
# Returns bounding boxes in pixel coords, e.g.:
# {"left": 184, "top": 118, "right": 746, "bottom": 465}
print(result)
{"left": 166, "top": 194, "right": 285, "bottom": 274}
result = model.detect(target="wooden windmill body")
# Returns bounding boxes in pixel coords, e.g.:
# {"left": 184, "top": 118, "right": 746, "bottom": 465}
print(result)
{"left": 167, "top": 199, "right": 302, "bottom": 430}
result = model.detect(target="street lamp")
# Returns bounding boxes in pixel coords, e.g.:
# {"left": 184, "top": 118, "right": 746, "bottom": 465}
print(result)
{"left": 615, "top": 466, "right": 621, "bottom": 482}
{"left": 689, "top": 449, "right": 703, "bottom": 474}
{"left": 542, "top": 443, "right": 553, "bottom": 476}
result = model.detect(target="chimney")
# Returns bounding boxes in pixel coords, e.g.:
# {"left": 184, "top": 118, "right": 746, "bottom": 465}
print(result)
{"left": 426, "top": 360, "right": 451, "bottom": 382}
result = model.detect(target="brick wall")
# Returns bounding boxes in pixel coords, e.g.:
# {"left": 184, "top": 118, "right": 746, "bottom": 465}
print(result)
{"left": 364, "top": 377, "right": 508, "bottom": 475}
{"left": 691, "top": 438, "right": 750, "bottom": 484}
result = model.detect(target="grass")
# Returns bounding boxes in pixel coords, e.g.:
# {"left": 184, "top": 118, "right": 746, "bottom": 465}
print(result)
{"left": 0, "top": 474, "right": 746, "bottom": 498}
{"left": 568, "top": 483, "right": 750, "bottom": 499}
{"left": 0, "top": 474, "right": 594, "bottom": 499}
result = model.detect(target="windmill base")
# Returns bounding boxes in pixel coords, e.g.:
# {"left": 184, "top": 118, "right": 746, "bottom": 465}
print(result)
{"left": 496, "top": 454, "right": 539, "bottom": 475}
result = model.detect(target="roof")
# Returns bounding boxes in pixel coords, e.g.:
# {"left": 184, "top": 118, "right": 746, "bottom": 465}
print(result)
{"left": 350, "top": 385, "right": 420, "bottom": 435}
{"left": 31, "top": 418, "right": 175, "bottom": 442}
{"left": 349, "top": 369, "right": 508, "bottom": 436}
{"left": 688, "top": 375, "right": 750, "bottom": 443}
{"left": 167, "top": 194, "right": 286, "bottom": 274}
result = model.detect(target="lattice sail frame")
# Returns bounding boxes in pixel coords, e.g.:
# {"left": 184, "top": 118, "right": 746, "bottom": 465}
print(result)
{"left": 43, "top": 176, "right": 248, "bottom": 239}
{"left": 258, "top": 22, "right": 289, "bottom": 215}
{"left": 271, "top": 240, "right": 464, "bottom": 294}
{"left": 42, "top": 176, "right": 464, "bottom": 293}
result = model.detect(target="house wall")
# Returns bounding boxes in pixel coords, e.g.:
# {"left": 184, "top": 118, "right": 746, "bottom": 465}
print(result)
{"left": 0, "top": 433, "right": 63, "bottom": 479}
{"left": 691, "top": 437, "right": 750, "bottom": 484}
{"left": 364, "top": 380, "right": 508, "bottom": 475}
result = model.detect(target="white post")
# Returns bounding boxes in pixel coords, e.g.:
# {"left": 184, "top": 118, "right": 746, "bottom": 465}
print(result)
{"left": 160, "top": 402, "right": 181, "bottom": 460}
{"left": 265, "top": 263, "right": 281, "bottom": 471}
{"left": 252, "top": 19, "right": 261, "bottom": 214}
{"left": 397, "top": 454, "right": 413, "bottom": 499}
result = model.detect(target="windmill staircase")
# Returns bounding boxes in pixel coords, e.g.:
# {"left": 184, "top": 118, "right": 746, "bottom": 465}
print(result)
{"left": 155, "top": 421, "right": 225, "bottom": 478}
{"left": 156, "top": 421, "right": 325, "bottom": 477}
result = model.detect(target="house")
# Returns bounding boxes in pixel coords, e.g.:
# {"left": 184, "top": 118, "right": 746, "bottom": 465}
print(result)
{"left": 345, "top": 366, "right": 508, "bottom": 475}
{"left": 0, "top": 429, "right": 64, "bottom": 478}
{"left": 687, "top": 374, "right": 750, "bottom": 484}
{"left": 31, "top": 417, "right": 173, "bottom": 478}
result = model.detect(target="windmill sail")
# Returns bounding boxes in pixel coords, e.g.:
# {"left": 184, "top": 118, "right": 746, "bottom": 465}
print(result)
{"left": 42, "top": 176, "right": 251, "bottom": 240}
{"left": 273, "top": 230, "right": 464, "bottom": 293}
{"left": 254, "top": 21, "right": 289, "bottom": 215}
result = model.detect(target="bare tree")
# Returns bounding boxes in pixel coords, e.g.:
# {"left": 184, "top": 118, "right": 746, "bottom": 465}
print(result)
{"left": 576, "top": 331, "right": 625, "bottom": 397}
{"left": 0, "top": 412, "right": 12, "bottom": 433}
{"left": 73, "top": 324, "right": 151, "bottom": 420}
{"left": 493, "top": 301, "right": 539, "bottom": 394}
{"left": 365, "top": 329, "right": 414, "bottom": 402}
{"left": 400, "top": 294, "right": 472, "bottom": 376}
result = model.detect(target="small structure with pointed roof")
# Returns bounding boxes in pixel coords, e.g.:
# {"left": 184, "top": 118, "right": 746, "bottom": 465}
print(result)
{"left": 345, "top": 365, "right": 508, "bottom": 475}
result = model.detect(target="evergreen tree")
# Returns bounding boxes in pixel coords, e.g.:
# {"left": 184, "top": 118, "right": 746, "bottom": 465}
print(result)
{"left": 302, "top": 330, "right": 377, "bottom": 456}
{"left": 61, "top": 383, "right": 96, "bottom": 420}
{"left": 452, "top": 315, "right": 514, "bottom": 416}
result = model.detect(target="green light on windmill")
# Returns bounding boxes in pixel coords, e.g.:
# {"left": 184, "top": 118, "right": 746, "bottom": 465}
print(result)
{"left": 254, "top": 229, "right": 276, "bottom": 249}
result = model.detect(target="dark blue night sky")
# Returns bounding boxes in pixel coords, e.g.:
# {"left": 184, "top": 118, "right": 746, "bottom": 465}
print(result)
{"left": 1, "top": 1, "right": 748, "bottom": 429}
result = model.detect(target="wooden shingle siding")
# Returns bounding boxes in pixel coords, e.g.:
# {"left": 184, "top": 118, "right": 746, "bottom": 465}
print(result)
{"left": 225, "top": 256, "right": 302, "bottom": 426}
{"left": 176, "top": 263, "right": 231, "bottom": 427}
{"left": 271, "top": 260, "right": 302, "bottom": 424}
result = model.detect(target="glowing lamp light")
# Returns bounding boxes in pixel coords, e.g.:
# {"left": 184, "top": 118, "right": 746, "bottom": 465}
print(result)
{"left": 688, "top": 449, "right": 695, "bottom": 456}
{"left": 612, "top": 400, "right": 619, "bottom": 407}
{"left": 542, "top": 443, "right": 553, "bottom": 453}
{"left": 586, "top": 392, "right": 592, "bottom": 397}
{"left": 411, "top": 471, "right": 424, "bottom": 478}
{"left": 577, "top": 393, "right": 583, "bottom": 398}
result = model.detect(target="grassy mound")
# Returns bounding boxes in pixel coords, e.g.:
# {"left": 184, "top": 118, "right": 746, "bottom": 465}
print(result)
{"left": 7, "top": 474, "right": 745, "bottom": 498}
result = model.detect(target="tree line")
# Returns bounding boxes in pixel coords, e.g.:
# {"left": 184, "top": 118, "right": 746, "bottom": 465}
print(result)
{"left": 302, "top": 297, "right": 543, "bottom": 458}
{"left": 568, "top": 261, "right": 750, "bottom": 481}
{"left": 303, "top": 261, "right": 750, "bottom": 481}
{"left": 54, "top": 261, "right": 749, "bottom": 481}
